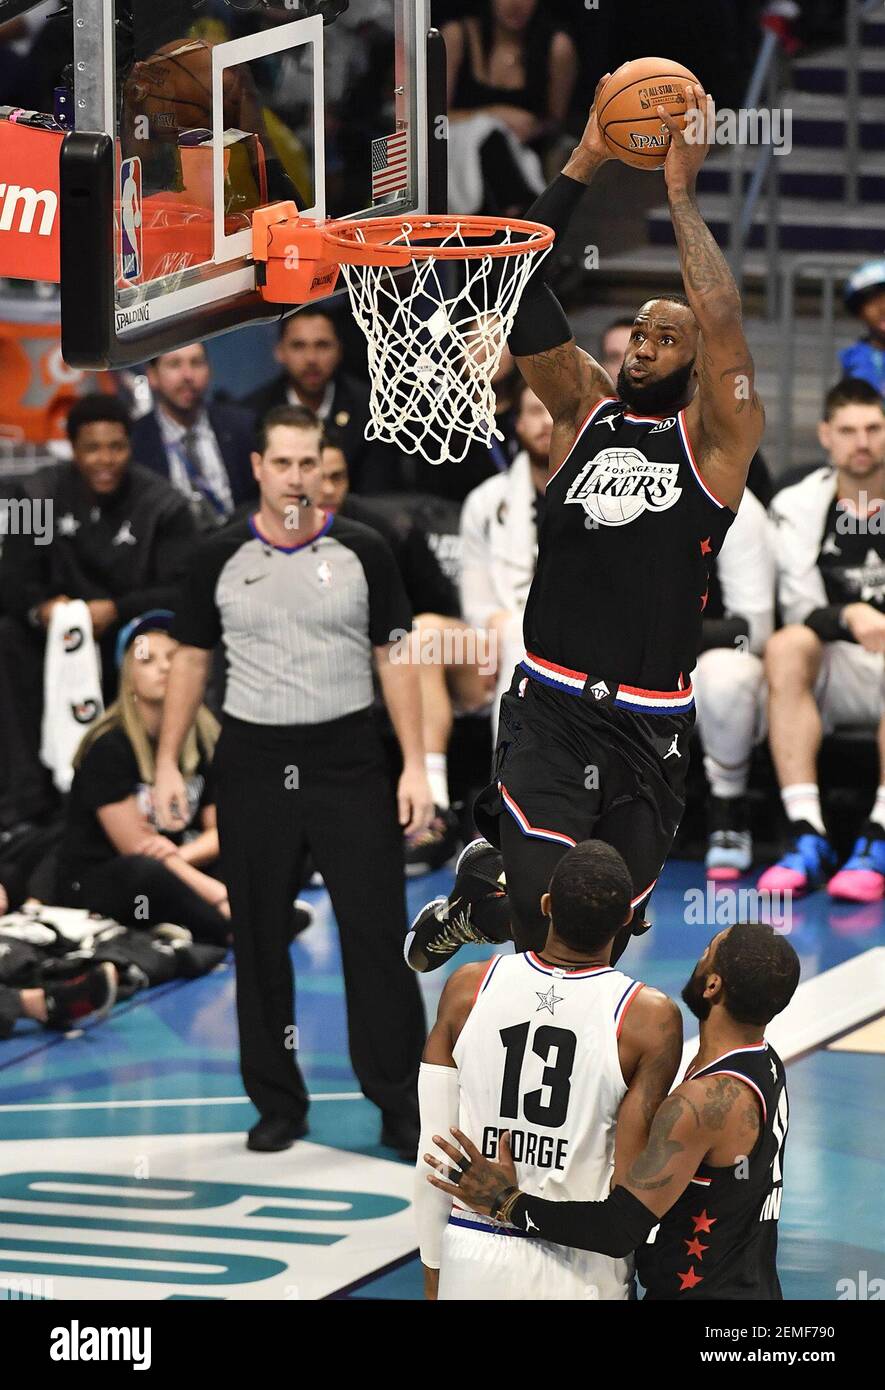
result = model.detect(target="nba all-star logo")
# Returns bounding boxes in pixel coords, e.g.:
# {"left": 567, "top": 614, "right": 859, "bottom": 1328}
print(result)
{"left": 564, "top": 447, "right": 682, "bottom": 527}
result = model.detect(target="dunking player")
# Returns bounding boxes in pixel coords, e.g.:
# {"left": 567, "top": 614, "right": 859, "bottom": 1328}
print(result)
{"left": 407, "top": 81, "right": 765, "bottom": 972}
{"left": 426, "top": 922, "right": 800, "bottom": 1301}
{"left": 413, "top": 841, "right": 683, "bottom": 1301}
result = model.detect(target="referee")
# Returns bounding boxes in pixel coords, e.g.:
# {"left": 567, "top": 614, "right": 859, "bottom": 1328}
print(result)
{"left": 154, "top": 404, "right": 432, "bottom": 1159}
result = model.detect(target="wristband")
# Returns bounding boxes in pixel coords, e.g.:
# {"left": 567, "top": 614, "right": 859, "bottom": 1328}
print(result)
{"left": 489, "top": 1185, "right": 519, "bottom": 1220}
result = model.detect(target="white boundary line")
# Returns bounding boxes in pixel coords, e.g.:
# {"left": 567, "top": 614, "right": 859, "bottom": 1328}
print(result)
{"left": 678, "top": 946, "right": 885, "bottom": 1080}
{"left": 0, "top": 1093, "right": 362, "bottom": 1114}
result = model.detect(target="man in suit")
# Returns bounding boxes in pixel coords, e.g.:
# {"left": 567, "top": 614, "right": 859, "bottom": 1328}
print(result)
{"left": 133, "top": 344, "right": 258, "bottom": 529}
{"left": 241, "top": 308, "right": 400, "bottom": 494}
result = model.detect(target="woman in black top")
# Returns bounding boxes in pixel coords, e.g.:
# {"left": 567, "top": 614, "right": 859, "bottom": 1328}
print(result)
{"left": 444, "top": 1, "right": 578, "bottom": 214}
{"left": 56, "top": 612, "right": 230, "bottom": 946}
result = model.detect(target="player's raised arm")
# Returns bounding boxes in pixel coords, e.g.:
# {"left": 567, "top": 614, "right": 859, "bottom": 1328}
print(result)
{"left": 508, "top": 76, "right": 617, "bottom": 470}
{"left": 659, "top": 85, "right": 764, "bottom": 510}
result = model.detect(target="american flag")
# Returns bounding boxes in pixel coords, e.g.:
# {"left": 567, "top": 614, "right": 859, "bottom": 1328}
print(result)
{"left": 371, "top": 129, "right": 409, "bottom": 202}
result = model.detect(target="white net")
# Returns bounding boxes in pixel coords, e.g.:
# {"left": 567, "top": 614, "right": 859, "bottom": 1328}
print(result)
{"left": 337, "top": 221, "right": 553, "bottom": 465}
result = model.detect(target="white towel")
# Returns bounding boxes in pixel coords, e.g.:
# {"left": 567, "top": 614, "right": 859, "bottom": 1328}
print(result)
{"left": 40, "top": 599, "right": 104, "bottom": 793}
{"left": 447, "top": 112, "right": 545, "bottom": 216}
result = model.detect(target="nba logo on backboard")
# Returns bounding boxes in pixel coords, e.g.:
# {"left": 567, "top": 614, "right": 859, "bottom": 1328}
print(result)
{"left": 119, "top": 156, "right": 143, "bottom": 283}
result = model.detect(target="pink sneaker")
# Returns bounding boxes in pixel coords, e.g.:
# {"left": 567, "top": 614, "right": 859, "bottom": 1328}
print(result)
{"left": 827, "top": 832, "right": 885, "bottom": 903}
{"left": 757, "top": 823, "right": 837, "bottom": 897}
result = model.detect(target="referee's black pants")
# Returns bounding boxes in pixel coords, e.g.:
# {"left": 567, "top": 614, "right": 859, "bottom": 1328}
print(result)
{"left": 214, "top": 708, "right": 426, "bottom": 1127}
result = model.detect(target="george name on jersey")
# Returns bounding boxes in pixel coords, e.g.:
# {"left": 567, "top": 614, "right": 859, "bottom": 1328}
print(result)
{"left": 482, "top": 1125, "right": 569, "bottom": 1171}
{"left": 564, "top": 447, "right": 682, "bottom": 528}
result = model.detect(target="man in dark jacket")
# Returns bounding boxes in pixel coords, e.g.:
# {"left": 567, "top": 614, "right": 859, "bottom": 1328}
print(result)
{"left": 241, "top": 308, "right": 401, "bottom": 494}
{"left": 0, "top": 394, "right": 196, "bottom": 825}
{"left": 133, "top": 344, "right": 257, "bottom": 527}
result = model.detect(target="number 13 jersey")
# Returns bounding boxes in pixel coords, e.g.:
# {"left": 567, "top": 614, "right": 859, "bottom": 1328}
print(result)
{"left": 451, "top": 951, "right": 646, "bottom": 1299}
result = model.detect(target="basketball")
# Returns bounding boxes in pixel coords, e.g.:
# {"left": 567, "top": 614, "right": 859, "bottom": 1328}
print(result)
{"left": 597, "top": 57, "right": 701, "bottom": 170}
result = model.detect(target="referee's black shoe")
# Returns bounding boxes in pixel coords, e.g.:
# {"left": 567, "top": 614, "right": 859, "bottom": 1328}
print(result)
{"left": 404, "top": 838, "right": 511, "bottom": 972}
{"left": 247, "top": 1115, "right": 309, "bottom": 1152}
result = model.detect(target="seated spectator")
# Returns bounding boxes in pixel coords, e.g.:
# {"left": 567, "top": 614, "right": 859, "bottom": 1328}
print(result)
{"left": 132, "top": 344, "right": 258, "bottom": 528}
{"left": 693, "top": 488, "right": 776, "bottom": 878}
{"left": 431, "top": 342, "right": 523, "bottom": 505}
{"left": 760, "top": 378, "right": 885, "bottom": 901}
{"left": 443, "top": 0, "right": 579, "bottom": 216}
{"left": 841, "top": 259, "right": 885, "bottom": 397}
{"left": 54, "top": 613, "right": 230, "bottom": 944}
{"left": 240, "top": 309, "right": 399, "bottom": 494}
{"left": 0, "top": 395, "right": 196, "bottom": 822}
{"left": 311, "top": 434, "right": 459, "bottom": 618}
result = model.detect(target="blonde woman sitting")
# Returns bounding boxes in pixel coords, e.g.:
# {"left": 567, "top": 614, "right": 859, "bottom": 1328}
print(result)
{"left": 55, "top": 611, "right": 230, "bottom": 946}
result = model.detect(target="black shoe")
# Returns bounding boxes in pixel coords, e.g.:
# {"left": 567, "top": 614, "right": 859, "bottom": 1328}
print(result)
{"left": 705, "top": 795, "right": 753, "bottom": 880}
{"left": 404, "top": 805, "right": 461, "bottom": 877}
{"left": 404, "top": 838, "right": 510, "bottom": 973}
{"left": 289, "top": 898, "right": 315, "bottom": 944}
{"left": 44, "top": 962, "right": 117, "bottom": 1031}
{"left": 380, "top": 1114, "right": 420, "bottom": 1162}
{"left": 246, "top": 1115, "right": 309, "bottom": 1152}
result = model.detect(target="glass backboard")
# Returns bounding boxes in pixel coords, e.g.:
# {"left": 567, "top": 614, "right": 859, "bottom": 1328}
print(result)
{"left": 60, "top": 0, "right": 446, "bottom": 368}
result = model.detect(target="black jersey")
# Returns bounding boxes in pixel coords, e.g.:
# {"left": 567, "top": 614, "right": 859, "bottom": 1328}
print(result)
{"left": 521, "top": 397, "right": 736, "bottom": 711}
{"left": 817, "top": 496, "right": 885, "bottom": 611}
{"left": 637, "top": 1041, "right": 788, "bottom": 1301}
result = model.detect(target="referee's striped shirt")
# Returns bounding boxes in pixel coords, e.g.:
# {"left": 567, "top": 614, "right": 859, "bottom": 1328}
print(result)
{"left": 172, "top": 512, "right": 412, "bottom": 726}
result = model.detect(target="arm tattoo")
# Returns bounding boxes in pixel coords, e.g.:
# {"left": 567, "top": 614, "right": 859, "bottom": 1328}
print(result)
{"left": 668, "top": 192, "right": 741, "bottom": 311}
{"left": 627, "top": 1094, "right": 693, "bottom": 1191}
{"left": 700, "top": 1075, "right": 743, "bottom": 1131}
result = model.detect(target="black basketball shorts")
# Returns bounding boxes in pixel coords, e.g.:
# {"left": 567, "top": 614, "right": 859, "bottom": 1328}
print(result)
{"left": 474, "top": 667, "right": 694, "bottom": 911}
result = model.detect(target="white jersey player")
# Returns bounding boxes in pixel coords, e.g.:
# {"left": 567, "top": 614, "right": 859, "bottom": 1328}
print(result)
{"left": 415, "top": 840, "right": 683, "bottom": 1301}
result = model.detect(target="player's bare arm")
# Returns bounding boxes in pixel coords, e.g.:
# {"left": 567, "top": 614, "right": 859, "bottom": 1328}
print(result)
{"left": 659, "top": 85, "right": 764, "bottom": 511}
{"left": 422, "top": 962, "right": 487, "bottom": 1067}
{"left": 509, "top": 74, "right": 616, "bottom": 472}
{"left": 611, "top": 989, "right": 684, "bottom": 1185}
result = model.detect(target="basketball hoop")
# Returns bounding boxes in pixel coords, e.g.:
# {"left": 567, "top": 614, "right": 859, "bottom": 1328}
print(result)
{"left": 253, "top": 210, "right": 555, "bottom": 466}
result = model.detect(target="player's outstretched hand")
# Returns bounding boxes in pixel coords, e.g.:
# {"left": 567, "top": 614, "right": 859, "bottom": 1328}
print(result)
{"left": 658, "top": 83, "right": 715, "bottom": 193}
{"left": 577, "top": 71, "right": 614, "bottom": 165}
{"left": 425, "top": 1127, "right": 518, "bottom": 1217}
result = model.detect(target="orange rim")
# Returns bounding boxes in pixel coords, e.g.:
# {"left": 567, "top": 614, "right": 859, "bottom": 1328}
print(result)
{"left": 321, "top": 214, "right": 555, "bottom": 262}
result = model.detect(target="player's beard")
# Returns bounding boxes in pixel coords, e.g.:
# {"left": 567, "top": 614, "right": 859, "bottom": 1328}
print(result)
{"left": 617, "top": 358, "right": 696, "bottom": 414}
{"left": 681, "top": 965, "right": 713, "bottom": 1021}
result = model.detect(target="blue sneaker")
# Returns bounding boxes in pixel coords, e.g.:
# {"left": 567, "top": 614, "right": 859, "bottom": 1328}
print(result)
{"left": 828, "top": 826, "right": 885, "bottom": 903}
{"left": 758, "top": 820, "right": 838, "bottom": 896}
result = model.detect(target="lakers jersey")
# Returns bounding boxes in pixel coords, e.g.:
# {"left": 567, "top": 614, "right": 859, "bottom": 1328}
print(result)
{"left": 451, "top": 951, "right": 646, "bottom": 1300}
{"left": 522, "top": 397, "right": 736, "bottom": 700}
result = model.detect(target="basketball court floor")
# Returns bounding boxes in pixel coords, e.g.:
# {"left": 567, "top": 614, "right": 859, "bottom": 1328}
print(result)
{"left": 0, "top": 858, "right": 882, "bottom": 1302}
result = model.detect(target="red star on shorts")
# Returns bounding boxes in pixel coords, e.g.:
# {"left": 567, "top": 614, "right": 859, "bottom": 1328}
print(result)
{"left": 684, "top": 1236, "right": 708, "bottom": 1260}
{"left": 692, "top": 1209, "right": 717, "bottom": 1234}
{"left": 677, "top": 1265, "right": 704, "bottom": 1291}
{"left": 700, "top": 536, "right": 712, "bottom": 555}
{"left": 700, "top": 588, "right": 709, "bottom": 612}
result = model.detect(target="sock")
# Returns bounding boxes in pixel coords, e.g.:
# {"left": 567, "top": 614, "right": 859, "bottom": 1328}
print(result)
{"left": 782, "top": 784, "right": 825, "bottom": 837}
{"left": 868, "top": 786, "right": 885, "bottom": 834}
{"left": 425, "top": 753, "right": 449, "bottom": 810}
